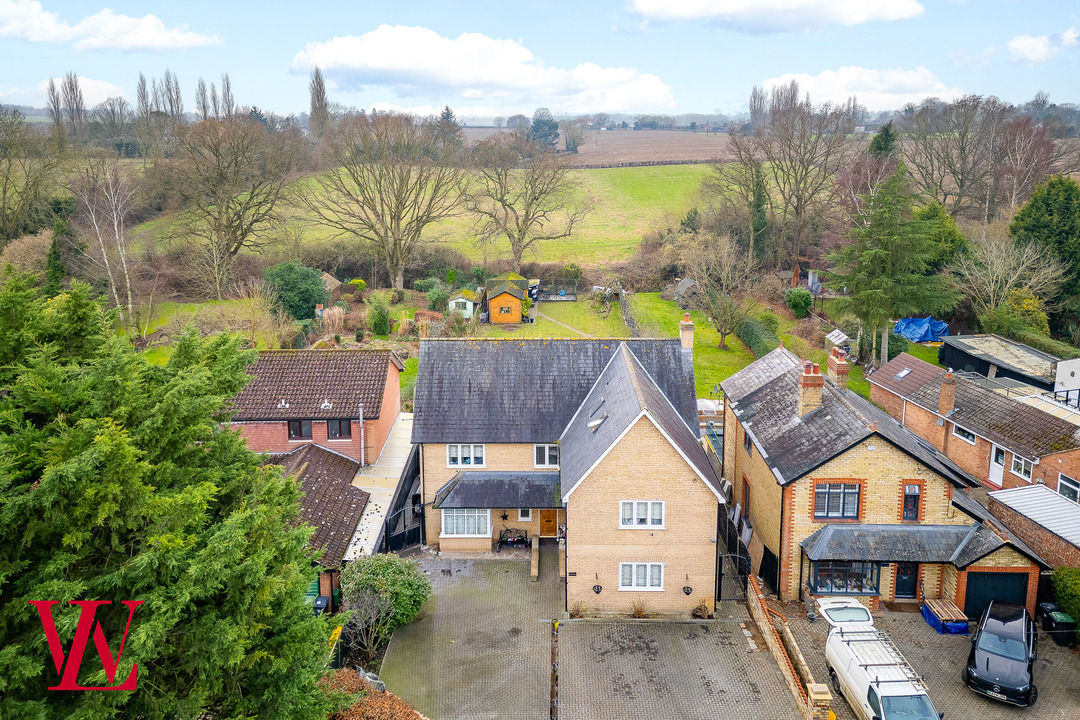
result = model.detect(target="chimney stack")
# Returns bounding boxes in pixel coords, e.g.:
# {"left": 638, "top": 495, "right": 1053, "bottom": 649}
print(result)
{"left": 826, "top": 347, "right": 850, "bottom": 391}
{"left": 798, "top": 360, "right": 824, "bottom": 417}
{"left": 939, "top": 373, "right": 957, "bottom": 415}
{"left": 679, "top": 312, "right": 695, "bottom": 352}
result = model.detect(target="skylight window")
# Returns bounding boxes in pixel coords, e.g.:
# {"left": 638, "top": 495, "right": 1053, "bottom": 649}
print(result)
{"left": 590, "top": 397, "right": 606, "bottom": 417}
{"left": 588, "top": 414, "right": 608, "bottom": 432}
{"left": 894, "top": 368, "right": 912, "bottom": 380}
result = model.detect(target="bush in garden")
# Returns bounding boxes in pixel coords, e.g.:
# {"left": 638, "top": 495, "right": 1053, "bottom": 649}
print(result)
{"left": 263, "top": 260, "right": 329, "bottom": 321}
{"left": 369, "top": 296, "right": 391, "bottom": 336}
{"left": 340, "top": 554, "right": 432, "bottom": 662}
{"left": 785, "top": 287, "right": 812, "bottom": 319}
{"left": 757, "top": 309, "right": 780, "bottom": 335}
{"left": 1053, "top": 567, "right": 1080, "bottom": 643}
{"left": 348, "top": 278, "right": 367, "bottom": 292}
{"left": 563, "top": 262, "right": 584, "bottom": 280}
{"left": 413, "top": 277, "right": 440, "bottom": 293}
{"left": 735, "top": 318, "right": 780, "bottom": 357}
{"left": 426, "top": 288, "right": 449, "bottom": 311}
{"left": 391, "top": 289, "right": 406, "bottom": 304}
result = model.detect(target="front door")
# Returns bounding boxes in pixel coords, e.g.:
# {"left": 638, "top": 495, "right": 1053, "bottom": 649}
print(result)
{"left": 895, "top": 562, "right": 918, "bottom": 599}
{"left": 539, "top": 509, "right": 557, "bottom": 537}
{"left": 989, "top": 445, "right": 1006, "bottom": 486}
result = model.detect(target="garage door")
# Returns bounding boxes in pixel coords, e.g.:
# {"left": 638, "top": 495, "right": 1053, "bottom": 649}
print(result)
{"left": 964, "top": 572, "right": 1028, "bottom": 618}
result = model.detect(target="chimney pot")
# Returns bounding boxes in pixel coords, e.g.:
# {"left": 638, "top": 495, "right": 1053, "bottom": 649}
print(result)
{"left": 679, "top": 313, "right": 695, "bottom": 353}
{"left": 798, "top": 358, "right": 825, "bottom": 416}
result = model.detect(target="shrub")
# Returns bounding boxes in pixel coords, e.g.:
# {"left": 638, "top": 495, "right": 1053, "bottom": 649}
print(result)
{"left": 354, "top": 329, "right": 364, "bottom": 343}
{"left": 369, "top": 296, "right": 391, "bottom": 336}
{"left": 569, "top": 601, "right": 587, "bottom": 619}
{"left": 341, "top": 554, "right": 431, "bottom": 633}
{"left": 785, "top": 287, "right": 812, "bottom": 319}
{"left": 1013, "top": 330, "right": 1080, "bottom": 359}
{"left": 264, "top": 260, "right": 329, "bottom": 321}
{"left": 349, "top": 278, "right": 367, "bottom": 292}
{"left": 413, "top": 278, "right": 440, "bottom": 293}
{"left": 426, "top": 288, "right": 449, "bottom": 311}
{"left": 630, "top": 598, "right": 649, "bottom": 618}
{"left": 1052, "top": 567, "right": 1080, "bottom": 644}
{"left": 735, "top": 318, "right": 781, "bottom": 358}
{"left": 390, "top": 289, "right": 405, "bottom": 304}
{"left": 757, "top": 309, "right": 780, "bottom": 335}
{"left": 563, "top": 262, "right": 584, "bottom": 280}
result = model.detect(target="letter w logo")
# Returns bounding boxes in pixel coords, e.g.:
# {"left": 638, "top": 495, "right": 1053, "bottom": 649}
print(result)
{"left": 29, "top": 600, "right": 143, "bottom": 691}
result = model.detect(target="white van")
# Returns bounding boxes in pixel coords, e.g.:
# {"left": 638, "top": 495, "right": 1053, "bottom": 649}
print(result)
{"left": 821, "top": 598, "right": 944, "bottom": 720}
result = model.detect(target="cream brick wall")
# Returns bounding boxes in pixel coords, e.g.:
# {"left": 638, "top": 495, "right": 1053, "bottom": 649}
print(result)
{"left": 970, "top": 546, "right": 1027, "bottom": 568}
{"left": 420, "top": 442, "right": 560, "bottom": 549}
{"left": 781, "top": 438, "right": 967, "bottom": 600}
{"left": 566, "top": 417, "right": 718, "bottom": 616}
{"left": 725, "top": 408, "right": 784, "bottom": 553}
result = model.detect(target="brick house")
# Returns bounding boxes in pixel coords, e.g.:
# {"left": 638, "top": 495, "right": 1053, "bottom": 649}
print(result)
{"left": 721, "top": 346, "right": 1045, "bottom": 617}
{"left": 412, "top": 327, "right": 725, "bottom": 614}
{"left": 870, "top": 353, "right": 1080, "bottom": 495}
{"left": 988, "top": 485, "right": 1080, "bottom": 569}
{"left": 230, "top": 349, "right": 404, "bottom": 464}
{"left": 269, "top": 443, "right": 369, "bottom": 612}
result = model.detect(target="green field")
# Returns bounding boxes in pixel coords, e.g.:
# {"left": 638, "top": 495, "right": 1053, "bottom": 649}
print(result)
{"left": 537, "top": 299, "right": 631, "bottom": 337}
{"left": 133, "top": 164, "right": 709, "bottom": 268}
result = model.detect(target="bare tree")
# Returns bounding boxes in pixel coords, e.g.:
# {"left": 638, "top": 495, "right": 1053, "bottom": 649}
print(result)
{"left": 220, "top": 73, "right": 235, "bottom": 120}
{"left": 300, "top": 112, "right": 468, "bottom": 289}
{"left": 751, "top": 81, "right": 854, "bottom": 267}
{"left": 559, "top": 120, "right": 586, "bottom": 153}
{"left": 46, "top": 78, "right": 63, "bottom": 131}
{"left": 61, "top": 72, "right": 87, "bottom": 139}
{"left": 70, "top": 157, "right": 138, "bottom": 332}
{"left": 210, "top": 82, "right": 220, "bottom": 120}
{"left": 703, "top": 130, "right": 770, "bottom": 261}
{"left": 748, "top": 85, "right": 768, "bottom": 130}
{"left": 92, "top": 97, "right": 132, "bottom": 143}
{"left": 173, "top": 117, "right": 303, "bottom": 299}
{"left": 161, "top": 69, "right": 184, "bottom": 124}
{"left": 194, "top": 78, "right": 210, "bottom": 122}
{"left": 340, "top": 587, "right": 396, "bottom": 664}
{"left": 686, "top": 234, "right": 758, "bottom": 349}
{"left": 467, "top": 134, "right": 589, "bottom": 273}
{"left": 998, "top": 116, "right": 1054, "bottom": 210}
{"left": 308, "top": 67, "right": 330, "bottom": 140}
{"left": 0, "top": 108, "right": 62, "bottom": 245}
{"left": 949, "top": 220, "right": 1066, "bottom": 318}
{"left": 493, "top": 116, "right": 505, "bottom": 129}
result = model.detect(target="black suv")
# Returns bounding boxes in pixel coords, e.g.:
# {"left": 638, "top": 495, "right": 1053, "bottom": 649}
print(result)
{"left": 962, "top": 602, "right": 1037, "bottom": 706}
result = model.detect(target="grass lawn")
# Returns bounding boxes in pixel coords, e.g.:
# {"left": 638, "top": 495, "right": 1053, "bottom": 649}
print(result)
{"left": 142, "top": 345, "right": 174, "bottom": 365}
{"left": 400, "top": 357, "right": 419, "bottom": 405}
{"left": 904, "top": 342, "right": 942, "bottom": 366}
{"left": 538, "top": 299, "right": 631, "bottom": 337}
{"left": 475, "top": 316, "right": 582, "bottom": 338}
{"left": 629, "top": 292, "right": 755, "bottom": 397}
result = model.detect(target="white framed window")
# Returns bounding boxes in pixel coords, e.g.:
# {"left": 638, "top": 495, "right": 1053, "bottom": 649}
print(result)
{"left": 534, "top": 444, "right": 559, "bottom": 467}
{"left": 619, "top": 562, "right": 664, "bottom": 591}
{"left": 447, "top": 444, "right": 485, "bottom": 467}
{"left": 440, "top": 508, "right": 490, "bottom": 537}
{"left": 951, "top": 425, "right": 976, "bottom": 444}
{"left": 620, "top": 500, "right": 664, "bottom": 529}
{"left": 1011, "top": 454, "right": 1033, "bottom": 480}
{"left": 1059, "top": 474, "right": 1080, "bottom": 503}
{"left": 518, "top": 508, "right": 532, "bottom": 521}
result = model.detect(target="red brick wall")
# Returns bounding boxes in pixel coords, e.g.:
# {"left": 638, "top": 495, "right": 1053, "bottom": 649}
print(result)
{"left": 870, "top": 384, "right": 905, "bottom": 421}
{"left": 1029, "top": 448, "right": 1080, "bottom": 493}
{"left": 901, "top": 401, "right": 948, "bottom": 453}
{"left": 363, "top": 361, "right": 401, "bottom": 464}
{"left": 989, "top": 499, "right": 1080, "bottom": 569}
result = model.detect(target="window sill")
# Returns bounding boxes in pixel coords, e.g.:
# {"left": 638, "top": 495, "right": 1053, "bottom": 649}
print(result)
{"left": 619, "top": 525, "right": 666, "bottom": 530}
{"left": 326, "top": 438, "right": 352, "bottom": 442}
{"left": 810, "top": 589, "right": 880, "bottom": 596}
{"left": 447, "top": 465, "right": 487, "bottom": 469}
{"left": 1009, "top": 472, "right": 1032, "bottom": 482}
{"left": 288, "top": 439, "right": 312, "bottom": 442}
{"left": 618, "top": 587, "right": 665, "bottom": 592}
{"left": 439, "top": 533, "right": 491, "bottom": 540}
{"left": 812, "top": 517, "right": 861, "bottom": 523}
{"left": 951, "top": 433, "right": 977, "bottom": 445}
{"left": 533, "top": 465, "right": 559, "bottom": 469}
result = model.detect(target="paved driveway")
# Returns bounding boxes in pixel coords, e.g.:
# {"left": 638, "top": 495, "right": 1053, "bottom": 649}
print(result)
{"left": 784, "top": 602, "right": 1080, "bottom": 720}
{"left": 381, "top": 547, "right": 802, "bottom": 720}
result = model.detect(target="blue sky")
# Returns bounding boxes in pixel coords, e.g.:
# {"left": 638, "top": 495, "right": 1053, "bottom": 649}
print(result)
{"left": 1, "top": 1, "right": 1077, "bottom": 119}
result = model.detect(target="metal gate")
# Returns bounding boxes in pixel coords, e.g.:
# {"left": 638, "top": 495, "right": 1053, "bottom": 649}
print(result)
{"left": 378, "top": 444, "right": 424, "bottom": 554}
{"left": 716, "top": 507, "right": 751, "bottom": 601}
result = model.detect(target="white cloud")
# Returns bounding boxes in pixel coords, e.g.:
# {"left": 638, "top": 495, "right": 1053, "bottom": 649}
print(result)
{"left": 0, "top": 0, "right": 220, "bottom": 50}
{"left": 34, "top": 76, "right": 125, "bottom": 106}
{"left": 1007, "top": 27, "right": 1078, "bottom": 64}
{"left": 761, "top": 66, "right": 964, "bottom": 111}
{"left": 629, "top": 0, "right": 923, "bottom": 32}
{"left": 291, "top": 24, "right": 675, "bottom": 114}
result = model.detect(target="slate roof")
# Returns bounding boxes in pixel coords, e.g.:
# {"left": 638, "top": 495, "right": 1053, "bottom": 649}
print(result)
{"left": 231, "top": 350, "right": 401, "bottom": 421}
{"left": 269, "top": 444, "right": 367, "bottom": 568}
{"left": 951, "top": 489, "right": 1048, "bottom": 568}
{"left": 433, "top": 471, "right": 562, "bottom": 509}
{"left": 559, "top": 343, "right": 723, "bottom": 500}
{"left": 943, "top": 334, "right": 1059, "bottom": 383}
{"left": 801, "top": 523, "right": 976, "bottom": 563}
{"left": 875, "top": 354, "right": 1080, "bottom": 460}
{"left": 989, "top": 485, "right": 1080, "bottom": 547}
{"left": 720, "top": 347, "right": 974, "bottom": 487}
{"left": 411, "top": 339, "right": 696, "bottom": 444}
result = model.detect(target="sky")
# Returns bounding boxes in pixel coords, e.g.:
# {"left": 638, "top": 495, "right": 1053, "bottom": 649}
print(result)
{"left": 0, "top": 0, "right": 1077, "bottom": 119}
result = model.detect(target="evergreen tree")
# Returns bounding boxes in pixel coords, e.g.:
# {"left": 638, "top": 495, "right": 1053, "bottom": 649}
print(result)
{"left": 1010, "top": 175, "right": 1080, "bottom": 306}
{"left": 913, "top": 201, "right": 969, "bottom": 271}
{"left": 868, "top": 121, "right": 898, "bottom": 160}
{"left": 436, "top": 105, "right": 463, "bottom": 147}
{"left": 264, "top": 260, "right": 330, "bottom": 321}
{"left": 528, "top": 107, "right": 559, "bottom": 149}
{"left": 0, "top": 275, "right": 335, "bottom": 719}
{"left": 828, "top": 164, "right": 960, "bottom": 366}
{"left": 43, "top": 221, "right": 67, "bottom": 297}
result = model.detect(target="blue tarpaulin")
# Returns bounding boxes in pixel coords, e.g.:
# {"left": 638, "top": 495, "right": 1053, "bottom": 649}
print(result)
{"left": 894, "top": 317, "right": 950, "bottom": 343}
{"left": 922, "top": 602, "right": 969, "bottom": 635}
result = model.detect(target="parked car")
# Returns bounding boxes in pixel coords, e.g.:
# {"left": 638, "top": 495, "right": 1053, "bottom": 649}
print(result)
{"left": 962, "top": 601, "right": 1038, "bottom": 706}
{"left": 822, "top": 598, "right": 943, "bottom": 720}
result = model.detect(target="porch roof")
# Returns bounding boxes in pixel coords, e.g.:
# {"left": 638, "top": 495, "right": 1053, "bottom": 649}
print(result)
{"left": 801, "top": 523, "right": 983, "bottom": 564}
{"left": 433, "top": 471, "right": 563, "bottom": 509}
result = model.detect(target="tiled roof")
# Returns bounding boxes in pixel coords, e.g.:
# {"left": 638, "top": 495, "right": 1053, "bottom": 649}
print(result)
{"left": 989, "top": 485, "right": 1080, "bottom": 547}
{"left": 411, "top": 339, "right": 696, "bottom": 444}
{"left": 269, "top": 445, "right": 367, "bottom": 568}
{"left": 868, "top": 352, "right": 946, "bottom": 398}
{"left": 721, "top": 347, "right": 975, "bottom": 487}
{"left": 559, "top": 343, "right": 723, "bottom": 501}
{"left": 231, "top": 350, "right": 400, "bottom": 421}
{"left": 801, "top": 523, "right": 977, "bottom": 562}
{"left": 321, "top": 272, "right": 342, "bottom": 293}
{"left": 876, "top": 354, "right": 1080, "bottom": 460}
{"left": 434, "top": 471, "right": 562, "bottom": 509}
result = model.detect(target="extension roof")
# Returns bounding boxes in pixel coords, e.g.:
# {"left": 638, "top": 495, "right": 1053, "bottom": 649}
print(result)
{"left": 720, "top": 347, "right": 975, "bottom": 487}
{"left": 800, "top": 522, "right": 1018, "bottom": 568}
{"left": 487, "top": 271, "right": 527, "bottom": 292}
{"left": 989, "top": 484, "right": 1080, "bottom": 548}
{"left": 269, "top": 444, "right": 367, "bottom": 568}
{"left": 559, "top": 343, "right": 723, "bottom": 501}
{"left": 942, "top": 334, "right": 1059, "bottom": 384}
{"left": 231, "top": 350, "right": 403, "bottom": 422}
{"left": 411, "top": 339, "right": 696, "bottom": 444}
{"left": 874, "top": 354, "right": 1080, "bottom": 460}
{"left": 433, "top": 471, "right": 563, "bottom": 509}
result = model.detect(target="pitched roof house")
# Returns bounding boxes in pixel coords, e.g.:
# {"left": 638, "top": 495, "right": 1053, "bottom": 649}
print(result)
{"left": 413, "top": 325, "right": 723, "bottom": 614}
{"left": 447, "top": 288, "right": 479, "bottom": 319}
{"left": 721, "top": 346, "right": 1045, "bottom": 616}
{"left": 870, "top": 353, "right": 1080, "bottom": 495}
{"left": 230, "top": 349, "right": 404, "bottom": 465}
